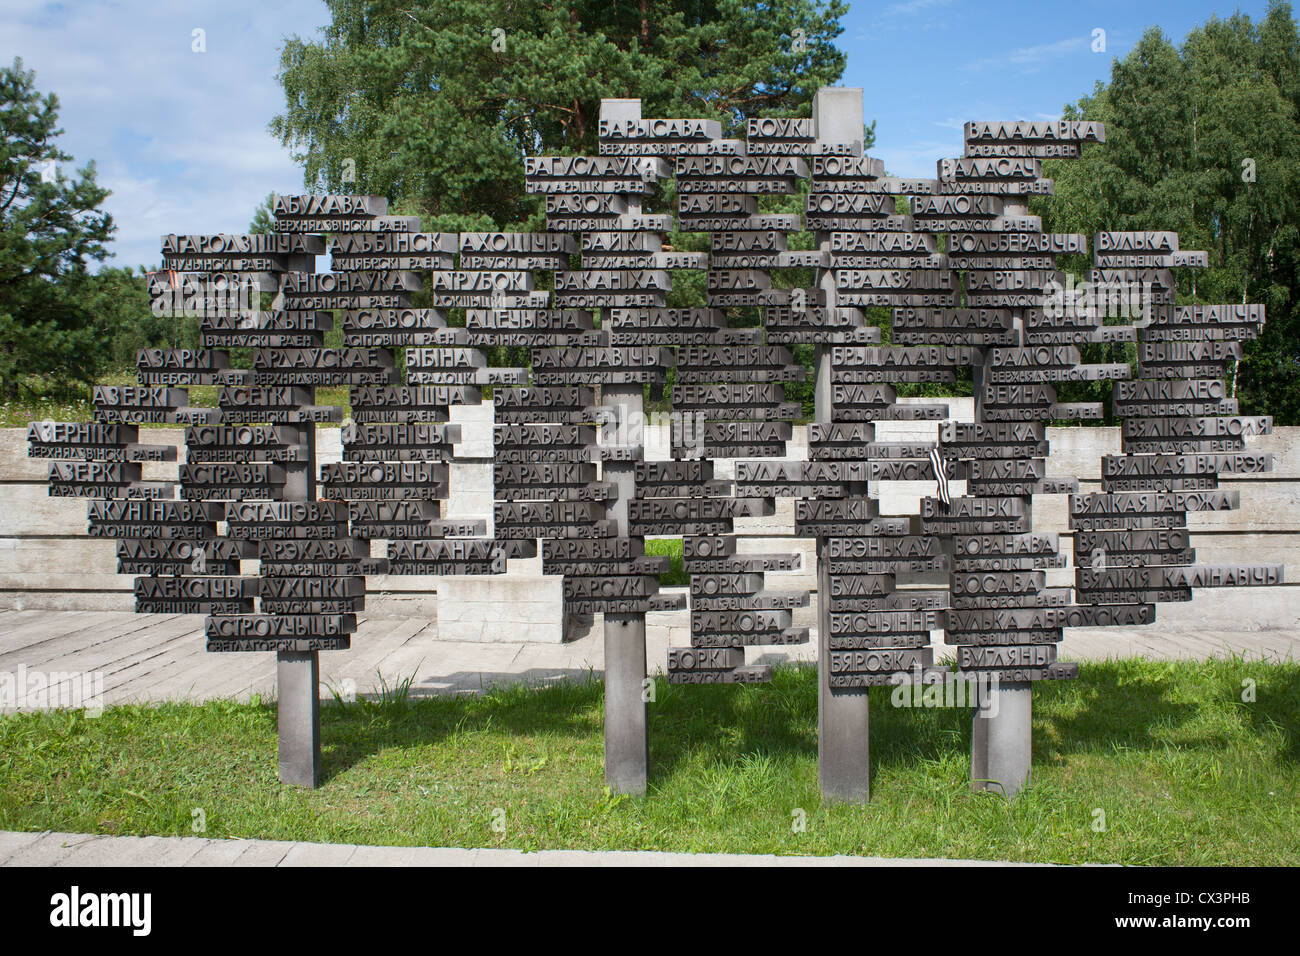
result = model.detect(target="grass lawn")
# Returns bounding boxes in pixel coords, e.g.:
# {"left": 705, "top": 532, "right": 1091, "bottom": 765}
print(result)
{"left": 0, "top": 395, "right": 97, "bottom": 428}
{"left": 0, "top": 658, "right": 1296, "bottom": 864}
{"left": 0, "top": 371, "right": 351, "bottom": 427}
{"left": 644, "top": 536, "right": 688, "bottom": 586}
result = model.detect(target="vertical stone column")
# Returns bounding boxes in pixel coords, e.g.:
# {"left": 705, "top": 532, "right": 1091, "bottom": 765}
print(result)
{"left": 602, "top": 382, "right": 648, "bottom": 795}
{"left": 277, "top": 407, "right": 320, "bottom": 787}
{"left": 275, "top": 233, "right": 322, "bottom": 789}
{"left": 970, "top": 679, "right": 1031, "bottom": 797}
{"left": 968, "top": 201, "right": 1031, "bottom": 800}
{"left": 812, "top": 87, "right": 871, "bottom": 803}
{"left": 598, "top": 96, "right": 650, "bottom": 795}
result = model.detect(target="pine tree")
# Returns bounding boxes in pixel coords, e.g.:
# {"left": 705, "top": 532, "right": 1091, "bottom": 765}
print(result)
{"left": 0, "top": 58, "right": 116, "bottom": 400}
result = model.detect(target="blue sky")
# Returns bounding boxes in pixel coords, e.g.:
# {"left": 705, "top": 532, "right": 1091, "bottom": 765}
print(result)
{"left": 841, "top": 0, "right": 1278, "bottom": 179}
{"left": 0, "top": 0, "right": 1281, "bottom": 270}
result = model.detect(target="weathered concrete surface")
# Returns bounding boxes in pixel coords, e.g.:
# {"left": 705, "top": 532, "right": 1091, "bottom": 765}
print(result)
{"left": 435, "top": 560, "right": 566, "bottom": 644}
{"left": 0, "top": 830, "right": 1052, "bottom": 866}
{"left": 0, "top": 607, "right": 1294, "bottom": 713}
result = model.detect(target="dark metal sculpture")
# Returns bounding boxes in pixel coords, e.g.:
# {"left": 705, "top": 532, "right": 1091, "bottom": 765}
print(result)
{"left": 26, "top": 89, "right": 1279, "bottom": 801}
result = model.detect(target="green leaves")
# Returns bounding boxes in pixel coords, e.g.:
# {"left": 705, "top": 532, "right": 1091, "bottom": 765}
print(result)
{"left": 270, "top": 0, "right": 847, "bottom": 230}
{"left": 248, "top": 193, "right": 277, "bottom": 235}
{"left": 1037, "top": 3, "right": 1300, "bottom": 424}
{"left": 0, "top": 57, "right": 118, "bottom": 400}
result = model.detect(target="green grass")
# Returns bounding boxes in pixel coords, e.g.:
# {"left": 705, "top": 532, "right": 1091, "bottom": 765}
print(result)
{"left": 1, "top": 370, "right": 351, "bottom": 427}
{"left": 644, "top": 536, "right": 688, "bottom": 587}
{"left": 1, "top": 658, "right": 1296, "bottom": 863}
{"left": 0, "top": 395, "right": 96, "bottom": 428}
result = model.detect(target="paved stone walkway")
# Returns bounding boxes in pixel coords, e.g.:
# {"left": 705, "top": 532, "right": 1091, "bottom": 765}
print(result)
{"left": 0, "top": 830, "right": 1034, "bottom": 866}
{"left": 0, "top": 609, "right": 1295, "bottom": 710}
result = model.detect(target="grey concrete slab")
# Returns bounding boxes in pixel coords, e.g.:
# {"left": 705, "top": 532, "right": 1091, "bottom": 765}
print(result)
{"left": 0, "top": 831, "right": 1076, "bottom": 866}
{"left": 1227, "top": 631, "right": 1298, "bottom": 661}
{"left": 2, "top": 613, "right": 186, "bottom": 671}
{"left": 56, "top": 833, "right": 205, "bottom": 867}
{"left": 177, "top": 652, "right": 277, "bottom": 703}
{"left": 2, "top": 610, "right": 1298, "bottom": 713}
{"left": 327, "top": 617, "right": 430, "bottom": 689}
{"left": 184, "top": 839, "right": 259, "bottom": 867}
{"left": 7, "top": 832, "right": 105, "bottom": 866}
{"left": 346, "top": 845, "right": 471, "bottom": 866}
{"left": 466, "top": 847, "right": 539, "bottom": 866}
{"left": 0, "top": 829, "right": 49, "bottom": 864}
{"left": 227, "top": 840, "right": 296, "bottom": 867}
{"left": 520, "top": 849, "right": 597, "bottom": 867}
{"left": 0, "top": 611, "right": 104, "bottom": 652}
{"left": 279, "top": 842, "right": 358, "bottom": 866}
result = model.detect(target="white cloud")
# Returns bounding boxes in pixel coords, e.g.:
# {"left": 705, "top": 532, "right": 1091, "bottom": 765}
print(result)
{"left": 0, "top": 0, "right": 330, "bottom": 271}
{"left": 884, "top": 0, "right": 954, "bottom": 16}
{"left": 964, "top": 35, "right": 1089, "bottom": 73}
{"left": 873, "top": 138, "right": 964, "bottom": 180}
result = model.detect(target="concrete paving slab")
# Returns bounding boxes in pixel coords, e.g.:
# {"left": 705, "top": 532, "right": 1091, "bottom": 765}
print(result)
{"left": 0, "top": 830, "right": 1070, "bottom": 866}
{"left": 523, "top": 849, "right": 596, "bottom": 867}
{"left": 470, "top": 847, "right": 539, "bottom": 866}
{"left": 346, "top": 845, "right": 466, "bottom": 866}
{"left": 227, "top": 840, "right": 296, "bottom": 867}
{"left": 185, "top": 839, "right": 259, "bottom": 867}
{"left": 0, "top": 829, "right": 49, "bottom": 864}
{"left": 587, "top": 849, "right": 684, "bottom": 866}
{"left": 10, "top": 832, "right": 106, "bottom": 866}
{"left": 279, "top": 843, "right": 359, "bottom": 866}
{"left": 1, "top": 610, "right": 1297, "bottom": 713}
{"left": 55, "top": 833, "right": 205, "bottom": 867}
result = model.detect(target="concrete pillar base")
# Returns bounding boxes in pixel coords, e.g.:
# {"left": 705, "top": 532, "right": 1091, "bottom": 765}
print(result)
{"left": 816, "top": 540, "right": 870, "bottom": 803}
{"left": 603, "top": 613, "right": 648, "bottom": 795}
{"left": 971, "top": 680, "right": 1032, "bottom": 799}
{"left": 277, "top": 650, "right": 321, "bottom": 788}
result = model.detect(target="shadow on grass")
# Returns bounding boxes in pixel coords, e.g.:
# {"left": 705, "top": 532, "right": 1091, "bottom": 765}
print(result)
{"left": 1030, "top": 657, "right": 1300, "bottom": 769}
{"left": 310, "top": 657, "right": 1300, "bottom": 786}
{"left": 1230, "top": 659, "right": 1300, "bottom": 763}
{"left": 317, "top": 674, "right": 608, "bottom": 783}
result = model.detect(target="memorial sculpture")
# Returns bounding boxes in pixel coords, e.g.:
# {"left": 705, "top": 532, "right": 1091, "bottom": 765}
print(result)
{"left": 26, "top": 88, "right": 1280, "bottom": 801}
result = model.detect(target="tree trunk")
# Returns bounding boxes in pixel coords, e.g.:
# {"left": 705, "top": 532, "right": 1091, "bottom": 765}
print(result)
{"left": 573, "top": 98, "right": 587, "bottom": 145}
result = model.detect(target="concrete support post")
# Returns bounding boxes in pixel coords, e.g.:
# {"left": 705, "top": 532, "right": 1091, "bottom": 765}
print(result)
{"left": 817, "top": 537, "right": 871, "bottom": 802}
{"left": 601, "top": 382, "right": 648, "bottom": 795}
{"left": 277, "top": 415, "right": 321, "bottom": 787}
{"left": 813, "top": 87, "right": 871, "bottom": 803}
{"left": 277, "top": 649, "right": 321, "bottom": 787}
{"left": 603, "top": 612, "right": 648, "bottom": 794}
{"left": 966, "top": 212, "right": 1033, "bottom": 799}
{"left": 971, "top": 681, "right": 1032, "bottom": 798}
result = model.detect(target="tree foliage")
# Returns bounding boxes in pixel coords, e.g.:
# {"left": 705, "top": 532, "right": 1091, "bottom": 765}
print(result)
{"left": 272, "top": 0, "right": 848, "bottom": 231}
{"left": 0, "top": 58, "right": 116, "bottom": 400}
{"left": 1037, "top": 1, "right": 1300, "bottom": 423}
{"left": 272, "top": 1, "right": 856, "bottom": 418}
{"left": 249, "top": 193, "right": 277, "bottom": 235}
